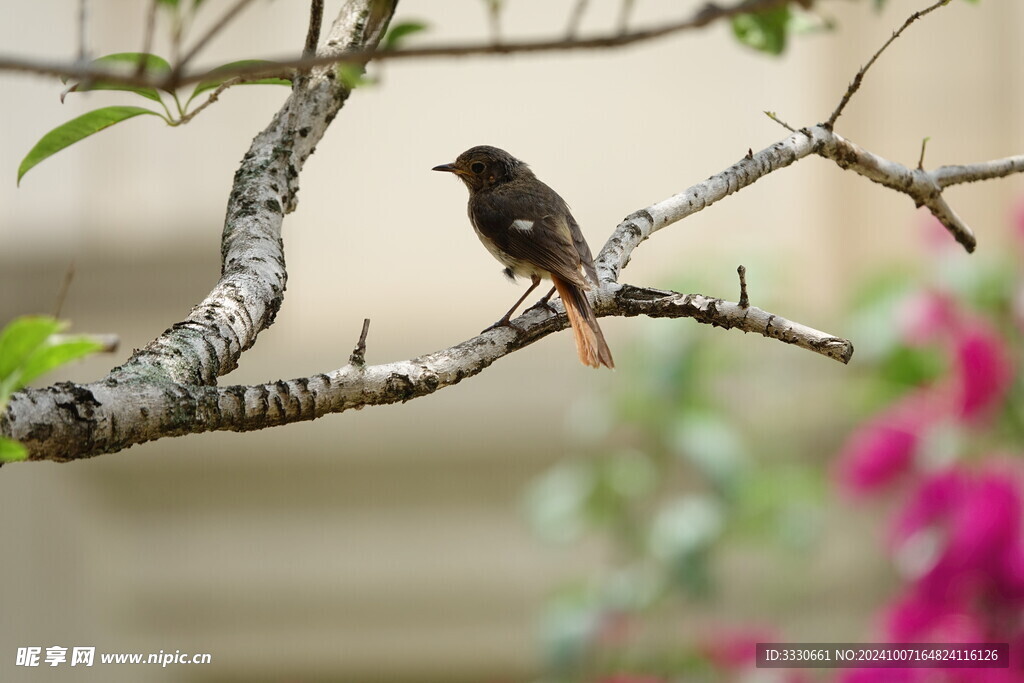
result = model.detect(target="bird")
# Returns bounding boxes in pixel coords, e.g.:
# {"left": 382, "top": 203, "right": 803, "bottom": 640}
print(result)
{"left": 432, "top": 145, "right": 614, "bottom": 369}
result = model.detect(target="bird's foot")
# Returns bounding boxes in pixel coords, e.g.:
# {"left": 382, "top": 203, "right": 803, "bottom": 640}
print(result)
{"left": 525, "top": 297, "right": 559, "bottom": 316}
{"left": 481, "top": 316, "right": 522, "bottom": 334}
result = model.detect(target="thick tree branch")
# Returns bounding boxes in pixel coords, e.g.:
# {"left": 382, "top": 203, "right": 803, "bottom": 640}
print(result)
{"left": 108, "top": 0, "right": 395, "bottom": 390}
{"left": 4, "top": 121, "right": 1018, "bottom": 461}
{"left": 4, "top": 283, "right": 851, "bottom": 462}
{"left": 3, "top": 0, "right": 1021, "bottom": 463}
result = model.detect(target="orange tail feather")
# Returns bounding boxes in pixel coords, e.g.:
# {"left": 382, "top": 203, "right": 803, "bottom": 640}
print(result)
{"left": 552, "top": 276, "right": 614, "bottom": 369}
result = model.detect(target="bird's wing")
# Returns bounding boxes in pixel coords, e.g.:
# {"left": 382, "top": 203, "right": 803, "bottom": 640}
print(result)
{"left": 566, "top": 213, "right": 599, "bottom": 286}
{"left": 471, "top": 183, "right": 590, "bottom": 289}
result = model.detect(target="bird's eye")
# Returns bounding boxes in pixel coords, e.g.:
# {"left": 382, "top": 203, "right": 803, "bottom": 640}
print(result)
{"left": 470, "top": 161, "right": 486, "bottom": 174}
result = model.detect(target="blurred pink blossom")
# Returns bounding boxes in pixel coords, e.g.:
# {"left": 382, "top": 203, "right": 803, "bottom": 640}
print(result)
{"left": 841, "top": 667, "right": 918, "bottom": 683}
{"left": 699, "top": 627, "right": 810, "bottom": 683}
{"left": 920, "top": 214, "right": 958, "bottom": 252}
{"left": 1012, "top": 199, "right": 1024, "bottom": 249}
{"left": 878, "top": 466, "right": 1024, "bottom": 683}
{"left": 901, "top": 290, "right": 960, "bottom": 345}
{"left": 953, "top": 326, "right": 1014, "bottom": 421}
{"left": 892, "top": 468, "right": 1023, "bottom": 616}
{"left": 699, "top": 627, "right": 774, "bottom": 668}
{"left": 836, "top": 391, "right": 942, "bottom": 493}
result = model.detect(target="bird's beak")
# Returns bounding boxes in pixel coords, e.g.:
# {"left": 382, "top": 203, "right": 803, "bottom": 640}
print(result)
{"left": 432, "top": 163, "right": 463, "bottom": 175}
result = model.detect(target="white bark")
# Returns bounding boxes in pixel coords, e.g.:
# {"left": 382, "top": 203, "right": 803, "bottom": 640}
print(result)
{"left": 3, "top": 4, "right": 1023, "bottom": 463}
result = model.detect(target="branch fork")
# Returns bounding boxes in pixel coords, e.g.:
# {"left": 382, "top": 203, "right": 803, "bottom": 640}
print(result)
{"left": 3, "top": 0, "right": 1022, "bottom": 462}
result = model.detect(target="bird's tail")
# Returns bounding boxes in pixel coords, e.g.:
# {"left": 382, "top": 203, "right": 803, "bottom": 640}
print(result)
{"left": 552, "top": 275, "right": 614, "bottom": 369}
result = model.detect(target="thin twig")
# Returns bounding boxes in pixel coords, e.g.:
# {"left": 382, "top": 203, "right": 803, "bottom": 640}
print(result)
{"left": 737, "top": 265, "right": 749, "bottom": 308}
{"left": 349, "top": 318, "right": 371, "bottom": 367}
{"left": 51, "top": 333, "right": 120, "bottom": 353}
{"left": 0, "top": 0, "right": 791, "bottom": 91}
{"left": 53, "top": 261, "right": 75, "bottom": 319}
{"left": 566, "top": 0, "right": 589, "bottom": 38}
{"left": 137, "top": 0, "right": 160, "bottom": 77}
{"left": 764, "top": 110, "right": 795, "bottom": 132}
{"left": 826, "top": 0, "right": 952, "bottom": 129}
{"left": 618, "top": 0, "right": 636, "bottom": 34}
{"left": 77, "top": 0, "right": 88, "bottom": 62}
{"left": 303, "top": 0, "right": 324, "bottom": 59}
{"left": 175, "top": 0, "right": 256, "bottom": 74}
{"left": 175, "top": 79, "right": 238, "bottom": 125}
{"left": 917, "top": 136, "right": 930, "bottom": 170}
{"left": 486, "top": 0, "right": 502, "bottom": 44}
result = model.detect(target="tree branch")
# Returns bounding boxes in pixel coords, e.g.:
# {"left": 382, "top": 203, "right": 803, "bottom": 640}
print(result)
{"left": 3, "top": 283, "right": 851, "bottom": 462}
{"left": 826, "top": 0, "right": 951, "bottom": 129}
{"left": 931, "top": 156, "right": 1024, "bottom": 189}
{"left": 3, "top": 0, "right": 1021, "bottom": 463}
{"left": 6, "top": 119, "right": 1021, "bottom": 460}
{"left": 173, "top": 0, "right": 257, "bottom": 76}
{"left": 0, "top": 0, "right": 791, "bottom": 91}
{"left": 4, "top": 120, "right": 1019, "bottom": 461}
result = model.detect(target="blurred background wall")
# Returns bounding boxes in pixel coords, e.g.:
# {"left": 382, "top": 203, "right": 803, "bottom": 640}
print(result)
{"left": 1, "top": 1, "right": 1022, "bottom": 681}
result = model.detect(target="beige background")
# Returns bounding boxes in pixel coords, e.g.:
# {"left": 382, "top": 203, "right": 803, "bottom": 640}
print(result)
{"left": 1, "top": 1, "right": 1022, "bottom": 681}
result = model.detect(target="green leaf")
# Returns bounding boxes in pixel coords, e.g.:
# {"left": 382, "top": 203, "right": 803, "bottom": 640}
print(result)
{"left": 382, "top": 20, "right": 428, "bottom": 50}
{"left": 0, "top": 316, "right": 103, "bottom": 405}
{"left": 880, "top": 344, "right": 946, "bottom": 388}
{"left": 18, "top": 106, "right": 159, "bottom": 184}
{"left": 0, "top": 316, "right": 64, "bottom": 383}
{"left": 18, "top": 337, "right": 104, "bottom": 388}
{"left": 336, "top": 63, "right": 374, "bottom": 90}
{"left": 187, "top": 60, "right": 291, "bottom": 105}
{"left": 731, "top": 6, "right": 791, "bottom": 55}
{"left": 0, "top": 437, "right": 28, "bottom": 463}
{"left": 62, "top": 53, "right": 172, "bottom": 103}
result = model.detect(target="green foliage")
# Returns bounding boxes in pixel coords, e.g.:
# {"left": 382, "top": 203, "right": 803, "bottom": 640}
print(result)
{"left": 156, "top": 0, "right": 205, "bottom": 9}
{"left": 731, "top": 6, "right": 791, "bottom": 55}
{"left": 381, "top": 20, "right": 428, "bottom": 51}
{"left": 0, "top": 316, "right": 104, "bottom": 462}
{"left": 17, "top": 106, "right": 160, "bottom": 184}
{"left": 62, "top": 53, "right": 172, "bottom": 103}
{"left": 337, "top": 63, "right": 375, "bottom": 90}
{"left": 187, "top": 60, "right": 291, "bottom": 105}
{"left": 0, "top": 438, "right": 27, "bottom": 463}
{"left": 525, "top": 320, "right": 827, "bottom": 675}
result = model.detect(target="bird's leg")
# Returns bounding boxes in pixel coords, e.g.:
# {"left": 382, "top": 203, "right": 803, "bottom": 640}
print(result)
{"left": 482, "top": 275, "right": 541, "bottom": 333}
{"left": 525, "top": 286, "right": 559, "bottom": 315}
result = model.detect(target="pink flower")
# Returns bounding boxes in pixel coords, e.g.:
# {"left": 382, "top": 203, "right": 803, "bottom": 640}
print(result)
{"left": 841, "top": 667, "right": 919, "bottom": 683}
{"left": 837, "top": 391, "right": 941, "bottom": 493}
{"left": 901, "top": 290, "right": 960, "bottom": 345}
{"left": 699, "top": 627, "right": 774, "bottom": 668}
{"left": 920, "top": 214, "right": 958, "bottom": 251}
{"left": 896, "top": 469, "right": 1020, "bottom": 583}
{"left": 953, "top": 325, "right": 1014, "bottom": 421}
{"left": 699, "top": 627, "right": 812, "bottom": 683}
{"left": 889, "top": 466, "right": 1024, "bottom": 642}
{"left": 1012, "top": 198, "right": 1024, "bottom": 250}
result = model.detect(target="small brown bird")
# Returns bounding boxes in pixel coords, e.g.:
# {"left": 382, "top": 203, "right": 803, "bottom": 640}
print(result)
{"left": 433, "top": 145, "right": 613, "bottom": 369}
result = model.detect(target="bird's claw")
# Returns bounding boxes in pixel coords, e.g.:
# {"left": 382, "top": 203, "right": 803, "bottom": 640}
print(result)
{"left": 525, "top": 298, "right": 559, "bottom": 316}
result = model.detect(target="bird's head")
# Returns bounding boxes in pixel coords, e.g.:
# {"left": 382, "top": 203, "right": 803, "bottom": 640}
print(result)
{"left": 432, "top": 145, "right": 529, "bottom": 192}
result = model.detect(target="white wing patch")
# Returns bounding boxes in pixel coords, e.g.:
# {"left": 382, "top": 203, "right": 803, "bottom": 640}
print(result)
{"left": 510, "top": 219, "right": 534, "bottom": 232}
